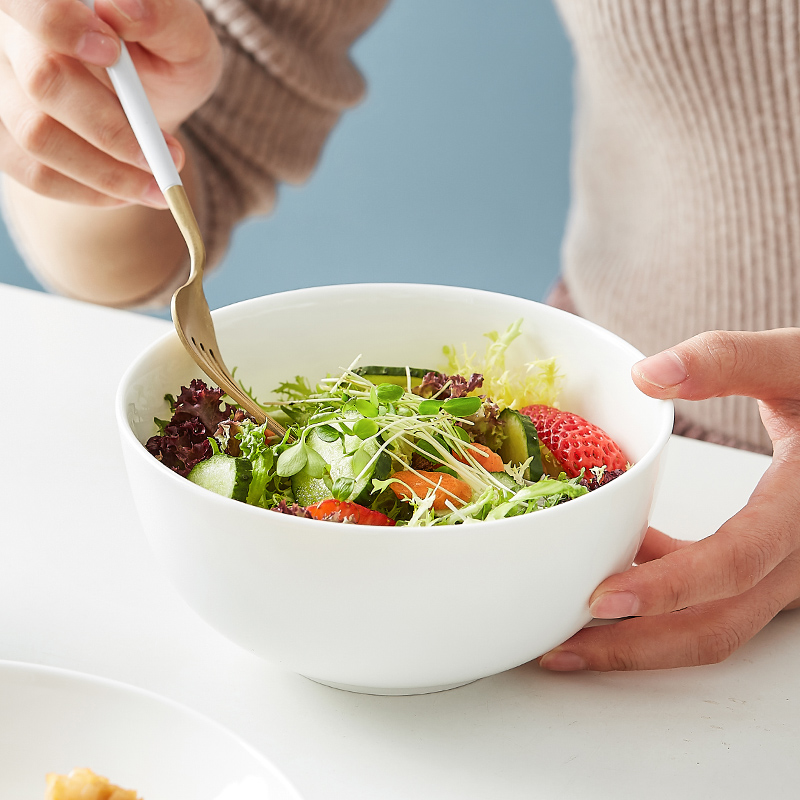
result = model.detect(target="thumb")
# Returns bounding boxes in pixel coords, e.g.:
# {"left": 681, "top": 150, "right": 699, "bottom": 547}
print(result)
{"left": 632, "top": 329, "right": 800, "bottom": 402}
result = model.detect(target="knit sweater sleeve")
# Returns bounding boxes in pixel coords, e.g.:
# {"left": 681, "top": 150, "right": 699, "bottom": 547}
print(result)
{"left": 181, "top": 0, "right": 388, "bottom": 271}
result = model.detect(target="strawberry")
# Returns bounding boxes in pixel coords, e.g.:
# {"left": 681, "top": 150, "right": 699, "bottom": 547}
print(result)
{"left": 519, "top": 404, "right": 627, "bottom": 479}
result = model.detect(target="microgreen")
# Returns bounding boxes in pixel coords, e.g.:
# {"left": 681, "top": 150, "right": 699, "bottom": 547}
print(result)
{"left": 453, "top": 425, "right": 470, "bottom": 442}
{"left": 315, "top": 424, "right": 341, "bottom": 443}
{"left": 442, "top": 396, "right": 482, "bottom": 417}
{"left": 276, "top": 439, "right": 308, "bottom": 477}
{"left": 354, "top": 398, "right": 379, "bottom": 418}
{"left": 416, "top": 437, "right": 447, "bottom": 463}
{"left": 417, "top": 400, "right": 442, "bottom": 416}
{"left": 304, "top": 446, "right": 327, "bottom": 479}
{"left": 331, "top": 476, "right": 355, "bottom": 501}
{"left": 351, "top": 443, "right": 374, "bottom": 477}
{"left": 376, "top": 383, "right": 404, "bottom": 402}
{"left": 353, "top": 418, "right": 380, "bottom": 440}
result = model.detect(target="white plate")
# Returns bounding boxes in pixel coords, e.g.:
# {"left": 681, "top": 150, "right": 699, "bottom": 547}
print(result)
{"left": 0, "top": 660, "right": 302, "bottom": 800}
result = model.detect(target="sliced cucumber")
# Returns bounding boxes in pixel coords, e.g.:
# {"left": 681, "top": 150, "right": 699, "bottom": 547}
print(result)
{"left": 353, "top": 365, "right": 436, "bottom": 389}
{"left": 498, "top": 408, "right": 543, "bottom": 482}
{"left": 490, "top": 471, "right": 520, "bottom": 493}
{"left": 291, "top": 413, "right": 390, "bottom": 505}
{"left": 188, "top": 454, "right": 253, "bottom": 502}
{"left": 292, "top": 471, "right": 332, "bottom": 506}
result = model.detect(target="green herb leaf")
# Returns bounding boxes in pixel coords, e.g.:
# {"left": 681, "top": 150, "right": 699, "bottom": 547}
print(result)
{"left": 353, "top": 418, "right": 379, "bottom": 439}
{"left": 351, "top": 443, "right": 372, "bottom": 476}
{"left": 416, "top": 437, "right": 446, "bottom": 463}
{"left": 316, "top": 424, "right": 341, "bottom": 442}
{"left": 331, "top": 476, "right": 355, "bottom": 501}
{"left": 276, "top": 441, "right": 308, "bottom": 477}
{"left": 354, "top": 398, "right": 379, "bottom": 418}
{"left": 273, "top": 375, "right": 314, "bottom": 400}
{"left": 453, "top": 425, "right": 471, "bottom": 442}
{"left": 305, "top": 446, "right": 327, "bottom": 478}
{"left": 442, "top": 396, "right": 482, "bottom": 417}
{"left": 236, "top": 420, "right": 271, "bottom": 461}
{"left": 376, "top": 383, "right": 404, "bottom": 402}
{"left": 418, "top": 399, "right": 442, "bottom": 416}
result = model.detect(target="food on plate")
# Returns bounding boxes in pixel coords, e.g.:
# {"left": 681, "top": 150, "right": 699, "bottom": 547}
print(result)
{"left": 44, "top": 769, "right": 275, "bottom": 800}
{"left": 145, "top": 320, "right": 630, "bottom": 526}
{"left": 45, "top": 767, "right": 140, "bottom": 800}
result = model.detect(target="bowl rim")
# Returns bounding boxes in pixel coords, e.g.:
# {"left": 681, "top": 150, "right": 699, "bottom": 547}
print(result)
{"left": 116, "top": 283, "right": 674, "bottom": 534}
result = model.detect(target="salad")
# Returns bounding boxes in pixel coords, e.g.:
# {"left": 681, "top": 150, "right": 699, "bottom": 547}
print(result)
{"left": 145, "top": 321, "right": 629, "bottom": 527}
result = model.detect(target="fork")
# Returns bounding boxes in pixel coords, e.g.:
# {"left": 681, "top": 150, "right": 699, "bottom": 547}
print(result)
{"left": 84, "top": 9, "right": 287, "bottom": 439}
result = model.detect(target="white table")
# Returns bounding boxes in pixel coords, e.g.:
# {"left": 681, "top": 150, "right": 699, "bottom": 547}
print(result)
{"left": 2, "top": 283, "right": 797, "bottom": 800}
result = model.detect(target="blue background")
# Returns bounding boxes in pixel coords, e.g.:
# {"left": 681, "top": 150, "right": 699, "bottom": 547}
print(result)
{"left": 0, "top": 0, "right": 575, "bottom": 317}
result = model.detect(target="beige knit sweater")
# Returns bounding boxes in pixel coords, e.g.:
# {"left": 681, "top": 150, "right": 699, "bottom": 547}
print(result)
{"left": 550, "top": 0, "right": 798, "bottom": 454}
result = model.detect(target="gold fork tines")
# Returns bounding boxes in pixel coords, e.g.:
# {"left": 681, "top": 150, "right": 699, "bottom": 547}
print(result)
{"left": 165, "top": 185, "right": 288, "bottom": 440}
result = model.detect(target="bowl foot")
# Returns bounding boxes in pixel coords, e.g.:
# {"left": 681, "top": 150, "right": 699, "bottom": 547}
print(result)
{"left": 302, "top": 675, "right": 478, "bottom": 696}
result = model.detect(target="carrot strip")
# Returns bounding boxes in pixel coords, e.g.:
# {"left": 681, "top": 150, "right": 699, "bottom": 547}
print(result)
{"left": 452, "top": 442, "right": 504, "bottom": 473}
{"left": 389, "top": 470, "right": 472, "bottom": 510}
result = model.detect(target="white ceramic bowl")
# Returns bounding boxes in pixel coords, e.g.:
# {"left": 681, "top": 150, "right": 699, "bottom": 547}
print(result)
{"left": 117, "top": 284, "right": 673, "bottom": 695}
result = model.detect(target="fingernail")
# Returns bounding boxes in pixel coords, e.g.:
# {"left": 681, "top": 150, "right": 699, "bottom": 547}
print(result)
{"left": 634, "top": 350, "right": 688, "bottom": 389}
{"left": 134, "top": 144, "right": 181, "bottom": 173}
{"left": 108, "top": 0, "right": 145, "bottom": 22}
{"left": 590, "top": 590, "right": 640, "bottom": 619}
{"left": 539, "top": 651, "right": 587, "bottom": 671}
{"left": 75, "top": 31, "right": 120, "bottom": 66}
{"left": 167, "top": 142, "right": 184, "bottom": 170}
{"left": 141, "top": 178, "right": 168, "bottom": 209}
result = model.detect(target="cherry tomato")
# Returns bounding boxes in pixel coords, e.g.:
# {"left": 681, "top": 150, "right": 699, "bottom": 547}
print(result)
{"left": 305, "top": 499, "right": 396, "bottom": 526}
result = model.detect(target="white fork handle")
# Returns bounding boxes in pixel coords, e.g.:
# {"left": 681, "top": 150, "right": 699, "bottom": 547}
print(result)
{"left": 77, "top": 0, "right": 182, "bottom": 192}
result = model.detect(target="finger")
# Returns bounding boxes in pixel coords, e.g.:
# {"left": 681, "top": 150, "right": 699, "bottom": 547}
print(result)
{"left": 95, "top": 0, "right": 218, "bottom": 65}
{"left": 0, "top": 121, "right": 125, "bottom": 206}
{"left": 631, "top": 328, "right": 800, "bottom": 402}
{"left": 539, "top": 549, "right": 800, "bottom": 671}
{"left": 0, "top": 70, "right": 166, "bottom": 207}
{"left": 94, "top": 0, "right": 222, "bottom": 133}
{"left": 588, "top": 456, "right": 800, "bottom": 619}
{"left": 4, "top": 28, "right": 184, "bottom": 173}
{"left": 634, "top": 526, "right": 692, "bottom": 564}
{"left": 0, "top": 1, "right": 120, "bottom": 66}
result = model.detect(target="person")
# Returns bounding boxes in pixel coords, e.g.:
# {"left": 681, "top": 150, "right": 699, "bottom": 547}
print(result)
{"left": 1, "top": 0, "right": 798, "bottom": 672}
{"left": 0, "top": 0, "right": 386, "bottom": 306}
